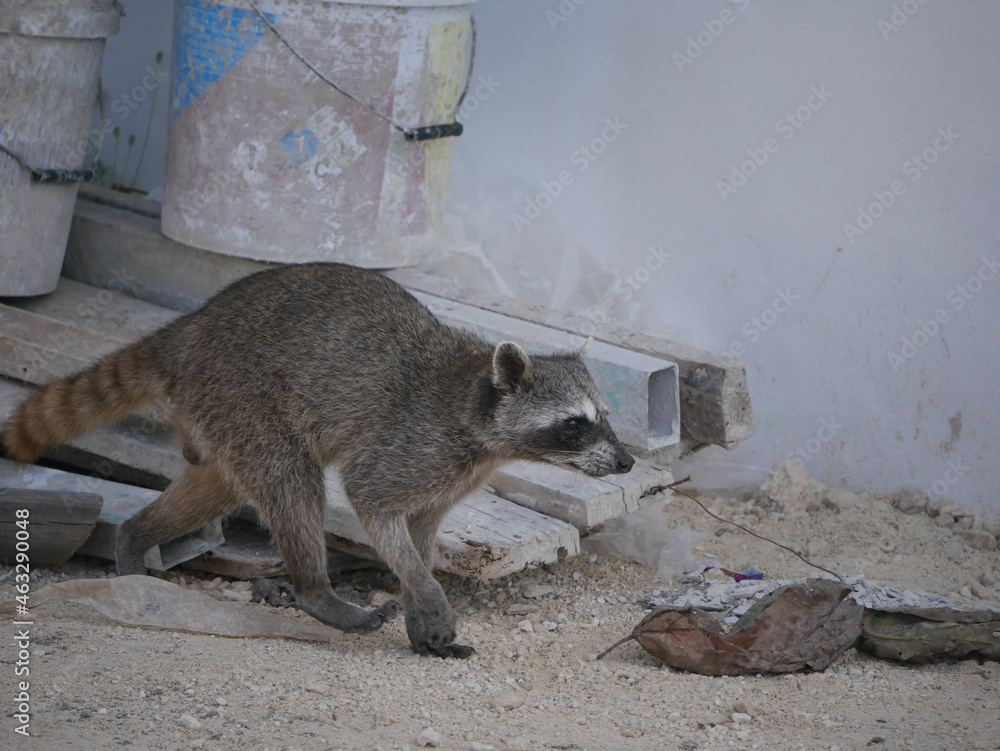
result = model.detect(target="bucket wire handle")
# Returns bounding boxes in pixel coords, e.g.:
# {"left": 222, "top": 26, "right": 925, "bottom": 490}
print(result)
{"left": 0, "top": 142, "right": 96, "bottom": 184}
{"left": 248, "top": 1, "right": 473, "bottom": 142}
{"left": 0, "top": 80, "right": 107, "bottom": 185}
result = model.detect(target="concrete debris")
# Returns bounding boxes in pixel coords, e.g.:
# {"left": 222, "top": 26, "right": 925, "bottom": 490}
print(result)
{"left": 957, "top": 529, "right": 999, "bottom": 551}
{"left": 417, "top": 727, "right": 441, "bottom": 747}
{"left": 895, "top": 487, "right": 928, "bottom": 514}
{"left": 757, "top": 461, "right": 828, "bottom": 513}
{"left": 822, "top": 487, "right": 858, "bottom": 512}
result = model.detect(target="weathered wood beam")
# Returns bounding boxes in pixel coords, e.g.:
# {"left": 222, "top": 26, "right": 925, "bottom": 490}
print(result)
{"left": 0, "top": 489, "right": 103, "bottom": 566}
{"left": 66, "top": 188, "right": 269, "bottom": 313}
{"left": 489, "top": 459, "right": 672, "bottom": 532}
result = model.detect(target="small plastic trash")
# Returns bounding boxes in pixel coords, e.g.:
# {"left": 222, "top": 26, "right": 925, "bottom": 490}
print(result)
{"left": 583, "top": 501, "right": 702, "bottom": 582}
{"left": 0, "top": 575, "right": 340, "bottom": 642}
{"left": 705, "top": 562, "right": 765, "bottom": 582}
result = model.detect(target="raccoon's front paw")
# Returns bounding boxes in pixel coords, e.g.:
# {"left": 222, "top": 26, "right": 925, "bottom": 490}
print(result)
{"left": 416, "top": 642, "right": 476, "bottom": 659}
{"left": 346, "top": 601, "right": 398, "bottom": 634}
{"left": 297, "top": 590, "right": 396, "bottom": 634}
{"left": 405, "top": 598, "right": 459, "bottom": 656}
{"left": 375, "top": 600, "right": 399, "bottom": 623}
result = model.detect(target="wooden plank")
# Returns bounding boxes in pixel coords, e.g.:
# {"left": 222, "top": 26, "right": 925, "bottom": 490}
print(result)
{"left": 596, "top": 457, "right": 673, "bottom": 512}
{"left": 322, "top": 472, "right": 579, "bottom": 581}
{"left": 78, "top": 182, "right": 162, "bottom": 219}
{"left": 489, "top": 462, "right": 625, "bottom": 530}
{"left": 0, "top": 303, "right": 122, "bottom": 384}
{"left": 489, "top": 457, "right": 673, "bottom": 530}
{"left": 182, "top": 519, "right": 286, "bottom": 580}
{"left": 9, "top": 276, "right": 179, "bottom": 342}
{"left": 183, "top": 519, "right": 367, "bottom": 580}
{"left": 67, "top": 192, "right": 270, "bottom": 314}
{"left": 0, "top": 283, "right": 173, "bottom": 424}
{"left": 0, "top": 489, "right": 103, "bottom": 566}
{"left": 0, "top": 459, "right": 223, "bottom": 570}
{"left": 64, "top": 188, "right": 751, "bottom": 449}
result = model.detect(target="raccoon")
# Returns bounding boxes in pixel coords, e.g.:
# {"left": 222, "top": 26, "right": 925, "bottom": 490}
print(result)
{"left": 1, "top": 263, "right": 634, "bottom": 657}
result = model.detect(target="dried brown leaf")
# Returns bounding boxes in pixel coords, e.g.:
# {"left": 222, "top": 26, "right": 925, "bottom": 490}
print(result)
{"left": 619, "top": 579, "right": 864, "bottom": 675}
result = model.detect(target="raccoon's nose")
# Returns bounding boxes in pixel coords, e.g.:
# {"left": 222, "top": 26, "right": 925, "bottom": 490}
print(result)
{"left": 614, "top": 448, "right": 635, "bottom": 474}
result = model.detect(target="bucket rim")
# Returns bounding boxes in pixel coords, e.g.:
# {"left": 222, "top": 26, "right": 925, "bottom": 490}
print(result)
{"left": 248, "top": 0, "right": 480, "bottom": 8}
{"left": 0, "top": 0, "right": 123, "bottom": 40}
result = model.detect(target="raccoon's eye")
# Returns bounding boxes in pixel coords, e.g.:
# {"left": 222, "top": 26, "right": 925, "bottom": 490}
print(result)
{"left": 565, "top": 417, "right": 585, "bottom": 434}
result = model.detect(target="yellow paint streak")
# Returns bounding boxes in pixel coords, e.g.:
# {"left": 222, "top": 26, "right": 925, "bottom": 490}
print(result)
{"left": 423, "top": 20, "right": 470, "bottom": 228}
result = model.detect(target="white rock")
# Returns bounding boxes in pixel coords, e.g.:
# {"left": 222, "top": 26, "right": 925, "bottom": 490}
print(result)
{"left": 493, "top": 691, "right": 524, "bottom": 710}
{"left": 178, "top": 714, "right": 202, "bottom": 730}
{"left": 468, "top": 744, "right": 494, "bottom": 751}
{"left": 522, "top": 583, "right": 558, "bottom": 599}
{"left": 417, "top": 727, "right": 441, "bottom": 747}
{"left": 518, "top": 620, "right": 534, "bottom": 633}
{"left": 732, "top": 712, "right": 752, "bottom": 724}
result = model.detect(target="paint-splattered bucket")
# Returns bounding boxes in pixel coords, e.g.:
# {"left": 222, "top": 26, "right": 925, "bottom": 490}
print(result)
{"left": 0, "top": 0, "right": 122, "bottom": 296}
{"left": 161, "top": 0, "right": 476, "bottom": 266}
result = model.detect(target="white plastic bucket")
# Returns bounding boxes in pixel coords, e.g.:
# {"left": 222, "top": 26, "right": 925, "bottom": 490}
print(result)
{"left": 0, "top": 0, "right": 122, "bottom": 296}
{"left": 161, "top": 0, "right": 476, "bottom": 266}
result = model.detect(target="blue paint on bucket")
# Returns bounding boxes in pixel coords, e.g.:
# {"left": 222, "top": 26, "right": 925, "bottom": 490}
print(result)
{"left": 280, "top": 128, "right": 319, "bottom": 166}
{"left": 170, "top": 0, "right": 276, "bottom": 121}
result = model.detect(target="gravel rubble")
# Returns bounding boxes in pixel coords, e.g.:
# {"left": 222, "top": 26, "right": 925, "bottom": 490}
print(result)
{"left": 1, "top": 466, "right": 997, "bottom": 750}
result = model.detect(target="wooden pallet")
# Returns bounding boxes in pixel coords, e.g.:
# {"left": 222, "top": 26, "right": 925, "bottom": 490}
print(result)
{"left": 0, "top": 458, "right": 222, "bottom": 571}
{"left": 0, "top": 278, "right": 674, "bottom": 579}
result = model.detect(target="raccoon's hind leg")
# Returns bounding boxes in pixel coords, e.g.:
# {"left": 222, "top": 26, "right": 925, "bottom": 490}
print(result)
{"left": 242, "top": 453, "right": 396, "bottom": 634}
{"left": 116, "top": 464, "right": 242, "bottom": 575}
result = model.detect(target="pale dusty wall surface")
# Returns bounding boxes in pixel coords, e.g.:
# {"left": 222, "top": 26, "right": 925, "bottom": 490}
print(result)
{"left": 95, "top": 1, "right": 1000, "bottom": 519}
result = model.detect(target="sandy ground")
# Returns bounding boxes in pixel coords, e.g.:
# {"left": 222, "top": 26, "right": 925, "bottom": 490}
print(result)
{"left": 3, "top": 478, "right": 999, "bottom": 751}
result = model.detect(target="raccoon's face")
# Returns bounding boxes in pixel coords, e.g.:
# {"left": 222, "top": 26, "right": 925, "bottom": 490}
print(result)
{"left": 488, "top": 342, "right": 635, "bottom": 477}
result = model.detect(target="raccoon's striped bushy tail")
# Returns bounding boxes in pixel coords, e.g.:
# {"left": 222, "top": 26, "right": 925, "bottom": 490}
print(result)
{"left": 1, "top": 339, "right": 162, "bottom": 464}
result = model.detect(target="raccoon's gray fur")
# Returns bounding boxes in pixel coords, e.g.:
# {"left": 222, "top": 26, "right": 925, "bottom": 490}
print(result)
{"left": 2, "top": 263, "right": 634, "bottom": 657}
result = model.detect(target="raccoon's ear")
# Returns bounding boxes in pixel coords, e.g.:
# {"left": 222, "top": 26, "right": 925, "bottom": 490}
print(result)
{"left": 492, "top": 341, "right": 535, "bottom": 393}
